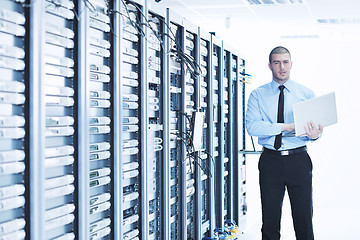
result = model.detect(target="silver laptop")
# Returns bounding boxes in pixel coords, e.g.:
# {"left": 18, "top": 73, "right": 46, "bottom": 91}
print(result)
{"left": 293, "top": 92, "right": 338, "bottom": 136}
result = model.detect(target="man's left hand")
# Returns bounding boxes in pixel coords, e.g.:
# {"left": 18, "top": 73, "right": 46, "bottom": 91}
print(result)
{"left": 304, "top": 121, "right": 323, "bottom": 140}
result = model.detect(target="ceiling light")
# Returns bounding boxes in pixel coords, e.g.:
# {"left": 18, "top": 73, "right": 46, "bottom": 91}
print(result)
{"left": 247, "top": 0, "right": 303, "bottom": 5}
{"left": 317, "top": 18, "right": 360, "bottom": 24}
{"left": 280, "top": 35, "right": 319, "bottom": 39}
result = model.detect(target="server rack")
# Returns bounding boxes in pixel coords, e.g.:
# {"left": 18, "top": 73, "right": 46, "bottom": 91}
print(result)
{"left": 224, "top": 46, "right": 248, "bottom": 233}
{"left": 182, "top": 20, "right": 198, "bottom": 240}
{"left": 223, "top": 47, "right": 232, "bottom": 221}
{"left": 146, "top": 5, "right": 165, "bottom": 240}
{"left": 86, "top": 1, "right": 114, "bottom": 239}
{"left": 198, "top": 29, "right": 212, "bottom": 239}
{"left": 237, "top": 58, "right": 248, "bottom": 233}
{"left": 211, "top": 35, "right": 225, "bottom": 230}
{"left": 42, "top": 1, "right": 77, "bottom": 239}
{"left": 118, "top": 1, "right": 144, "bottom": 240}
{"left": 0, "top": 1, "right": 27, "bottom": 240}
{"left": 0, "top": 1, "right": 247, "bottom": 239}
{"left": 167, "top": 10, "right": 186, "bottom": 240}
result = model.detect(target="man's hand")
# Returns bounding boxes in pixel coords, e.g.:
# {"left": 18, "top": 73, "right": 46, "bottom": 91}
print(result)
{"left": 281, "top": 123, "right": 295, "bottom": 132}
{"left": 304, "top": 121, "right": 323, "bottom": 140}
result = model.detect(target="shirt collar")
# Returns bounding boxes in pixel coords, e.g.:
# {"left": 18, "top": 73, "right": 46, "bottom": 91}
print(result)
{"left": 271, "top": 79, "right": 293, "bottom": 93}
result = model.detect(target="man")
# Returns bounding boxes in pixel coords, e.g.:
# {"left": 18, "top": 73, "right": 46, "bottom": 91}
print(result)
{"left": 245, "top": 46, "right": 323, "bottom": 240}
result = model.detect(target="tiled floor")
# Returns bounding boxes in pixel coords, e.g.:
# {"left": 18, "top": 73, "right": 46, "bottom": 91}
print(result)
{"left": 240, "top": 155, "right": 360, "bottom": 240}
{"left": 240, "top": 205, "right": 360, "bottom": 240}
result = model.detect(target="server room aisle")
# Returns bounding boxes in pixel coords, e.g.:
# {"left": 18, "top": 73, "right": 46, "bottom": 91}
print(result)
{"left": 240, "top": 155, "right": 360, "bottom": 240}
{"left": 0, "top": 1, "right": 247, "bottom": 239}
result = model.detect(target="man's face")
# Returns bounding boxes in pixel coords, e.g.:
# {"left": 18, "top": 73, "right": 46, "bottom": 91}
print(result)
{"left": 268, "top": 53, "right": 292, "bottom": 83}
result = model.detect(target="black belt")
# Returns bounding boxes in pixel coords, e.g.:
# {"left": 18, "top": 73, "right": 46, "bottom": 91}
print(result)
{"left": 263, "top": 146, "right": 307, "bottom": 156}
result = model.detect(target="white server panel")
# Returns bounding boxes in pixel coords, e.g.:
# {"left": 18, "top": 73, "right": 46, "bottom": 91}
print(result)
{"left": 0, "top": 2, "right": 27, "bottom": 240}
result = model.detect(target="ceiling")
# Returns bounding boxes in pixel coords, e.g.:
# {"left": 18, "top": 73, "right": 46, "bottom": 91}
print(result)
{"left": 155, "top": 0, "right": 360, "bottom": 39}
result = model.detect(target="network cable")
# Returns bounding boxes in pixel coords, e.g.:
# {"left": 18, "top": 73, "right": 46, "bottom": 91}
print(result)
{"left": 159, "top": 17, "right": 203, "bottom": 77}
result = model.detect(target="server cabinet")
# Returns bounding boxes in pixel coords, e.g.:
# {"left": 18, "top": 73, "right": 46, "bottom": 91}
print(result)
{"left": 146, "top": 5, "right": 166, "bottom": 240}
{"left": 0, "top": 1, "right": 27, "bottom": 239}
{"left": 197, "top": 30, "right": 213, "bottom": 239}
{"left": 237, "top": 58, "right": 247, "bottom": 232}
{"left": 211, "top": 35, "right": 225, "bottom": 230}
{"left": 182, "top": 20, "right": 198, "bottom": 240}
{"left": 223, "top": 46, "right": 248, "bottom": 234}
{"left": 223, "top": 48, "right": 232, "bottom": 222}
{"left": 228, "top": 51, "right": 238, "bottom": 224}
{"left": 167, "top": 11, "right": 186, "bottom": 240}
{"left": 118, "top": 1, "right": 144, "bottom": 239}
{"left": 42, "top": 1, "right": 77, "bottom": 239}
{"left": 84, "top": 1, "right": 114, "bottom": 239}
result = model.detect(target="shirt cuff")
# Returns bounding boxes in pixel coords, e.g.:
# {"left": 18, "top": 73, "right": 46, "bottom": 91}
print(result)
{"left": 311, "top": 133, "right": 322, "bottom": 141}
{"left": 275, "top": 123, "right": 283, "bottom": 135}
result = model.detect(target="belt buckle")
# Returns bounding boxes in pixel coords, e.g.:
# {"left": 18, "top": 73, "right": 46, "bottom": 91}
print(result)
{"left": 281, "top": 150, "right": 290, "bottom": 156}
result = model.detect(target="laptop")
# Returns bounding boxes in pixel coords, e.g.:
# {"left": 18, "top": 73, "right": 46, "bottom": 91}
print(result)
{"left": 293, "top": 92, "right": 338, "bottom": 136}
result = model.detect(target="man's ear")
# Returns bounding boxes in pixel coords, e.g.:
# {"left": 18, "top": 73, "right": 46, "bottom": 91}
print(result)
{"left": 268, "top": 63, "right": 272, "bottom": 71}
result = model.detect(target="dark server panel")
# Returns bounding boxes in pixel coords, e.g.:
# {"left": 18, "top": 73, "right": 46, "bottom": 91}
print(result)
{"left": 211, "top": 38, "right": 224, "bottom": 229}
{"left": 87, "top": 1, "right": 113, "bottom": 239}
{"left": 228, "top": 52, "right": 239, "bottom": 223}
{"left": 199, "top": 36, "right": 211, "bottom": 238}
{"left": 0, "top": 2, "right": 27, "bottom": 240}
{"left": 147, "top": 11, "right": 163, "bottom": 240}
{"left": 238, "top": 59, "right": 247, "bottom": 232}
{"left": 184, "top": 29, "right": 196, "bottom": 240}
{"left": 120, "top": 1, "right": 141, "bottom": 239}
{"left": 168, "top": 21, "right": 182, "bottom": 240}
{"left": 223, "top": 50, "right": 231, "bottom": 221}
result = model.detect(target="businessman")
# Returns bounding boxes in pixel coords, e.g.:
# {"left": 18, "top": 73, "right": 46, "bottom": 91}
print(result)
{"left": 245, "top": 46, "right": 323, "bottom": 240}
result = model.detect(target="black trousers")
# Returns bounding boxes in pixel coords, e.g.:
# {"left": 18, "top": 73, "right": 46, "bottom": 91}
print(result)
{"left": 259, "top": 150, "right": 314, "bottom": 240}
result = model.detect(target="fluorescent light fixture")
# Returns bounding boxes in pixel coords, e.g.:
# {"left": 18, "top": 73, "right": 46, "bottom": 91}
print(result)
{"left": 280, "top": 35, "right": 320, "bottom": 39}
{"left": 247, "top": 0, "right": 303, "bottom": 5}
{"left": 317, "top": 18, "right": 360, "bottom": 24}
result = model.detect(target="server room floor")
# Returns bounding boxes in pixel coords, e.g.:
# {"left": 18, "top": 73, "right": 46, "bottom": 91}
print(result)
{"left": 240, "top": 155, "right": 360, "bottom": 240}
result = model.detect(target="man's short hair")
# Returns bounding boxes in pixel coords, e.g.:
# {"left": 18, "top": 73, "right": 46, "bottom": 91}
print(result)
{"left": 269, "top": 46, "right": 291, "bottom": 63}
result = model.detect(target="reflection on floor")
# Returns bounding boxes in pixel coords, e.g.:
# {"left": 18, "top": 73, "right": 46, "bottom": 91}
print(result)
{"left": 240, "top": 155, "right": 360, "bottom": 240}
{"left": 241, "top": 204, "right": 360, "bottom": 240}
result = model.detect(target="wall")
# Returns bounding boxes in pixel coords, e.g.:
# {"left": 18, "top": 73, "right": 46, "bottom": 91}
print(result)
{"left": 219, "top": 24, "right": 360, "bottom": 238}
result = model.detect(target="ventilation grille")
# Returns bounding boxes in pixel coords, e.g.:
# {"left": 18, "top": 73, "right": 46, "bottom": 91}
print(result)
{"left": 247, "top": 0, "right": 303, "bottom": 5}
